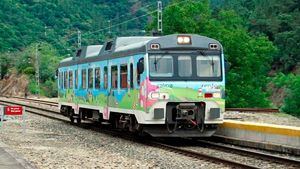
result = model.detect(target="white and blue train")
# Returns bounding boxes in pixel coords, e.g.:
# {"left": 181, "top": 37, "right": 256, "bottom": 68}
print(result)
{"left": 58, "top": 34, "right": 226, "bottom": 137}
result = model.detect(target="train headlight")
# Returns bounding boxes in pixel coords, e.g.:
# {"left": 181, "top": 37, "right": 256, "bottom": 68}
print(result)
{"left": 159, "top": 93, "right": 169, "bottom": 100}
{"left": 209, "top": 43, "right": 219, "bottom": 50}
{"left": 213, "top": 92, "right": 221, "bottom": 98}
{"left": 151, "top": 92, "right": 160, "bottom": 99}
{"left": 150, "top": 92, "right": 169, "bottom": 100}
{"left": 150, "top": 43, "right": 160, "bottom": 50}
{"left": 177, "top": 36, "right": 192, "bottom": 45}
{"left": 183, "top": 37, "right": 191, "bottom": 43}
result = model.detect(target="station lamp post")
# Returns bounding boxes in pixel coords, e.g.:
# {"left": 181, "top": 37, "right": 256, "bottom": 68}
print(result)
{"left": 35, "top": 44, "right": 40, "bottom": 98}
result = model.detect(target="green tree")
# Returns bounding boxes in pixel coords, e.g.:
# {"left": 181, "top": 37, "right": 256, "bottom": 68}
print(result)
{"left": 0, "top": 52, "right": 13, "bottom": 79}
{"left": 213, "top": 0, "right": 300, "bottom": 72}
{"left": 149, "top": 0, "right": 277, "bottom": 107}
{"left": 273, "top": 73, "right": 300, "bottom": 116}
{"left": 12, "top": 42, "right": 61, "bottom": 97}
{"left": 282, "top": 75, "right": 300, "bottom": 116}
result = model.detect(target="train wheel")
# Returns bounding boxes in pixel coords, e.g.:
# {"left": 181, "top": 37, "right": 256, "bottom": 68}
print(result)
{"left": 70, "top": 116, "right": 75, "bottom": 124}
{"left": 69, "top": 109, "right": 75, "bottom": 124}
{"left": 69, "top": 109, "right": 81, "bottom": 125}
{"left": 70, "top": 115, "right": 81, "bottom": 125}
{"left": 75, "top": 116, "right": 81, "bottom": 125}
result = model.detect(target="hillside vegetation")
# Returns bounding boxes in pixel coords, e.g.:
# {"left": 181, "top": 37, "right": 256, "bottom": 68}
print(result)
{"left": 0, "top": 0, "right": 299, "bottom": 116}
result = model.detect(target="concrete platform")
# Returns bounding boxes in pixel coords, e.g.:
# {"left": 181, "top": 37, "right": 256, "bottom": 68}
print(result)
{"left": 215, "top": 120, "right": 300, "bottom": 154}
{"left": 0, "top": 141, "right": 35, "bottom": 169}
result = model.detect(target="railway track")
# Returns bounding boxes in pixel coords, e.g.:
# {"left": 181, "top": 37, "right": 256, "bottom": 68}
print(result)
{"left": 196, "top": 140, "right": 300, "bottom": 167}
{"left": 225, "top": 108, "right": 279, "bottom": 113}
{"left": 1, "top": 96, "right": 58, "bottom": 107}
{"left": 0, "top": 98, "right": 299, "bottom": 168}
{"left": 1, "top": 96, "right": 280, "bottom": 113}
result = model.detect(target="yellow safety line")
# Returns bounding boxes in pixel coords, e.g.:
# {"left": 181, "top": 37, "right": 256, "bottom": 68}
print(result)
{"left": 222, "top": 120, "right": 300, "bottom": 137}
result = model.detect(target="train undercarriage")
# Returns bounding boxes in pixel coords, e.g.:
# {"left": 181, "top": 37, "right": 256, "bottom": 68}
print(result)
{"left": 60, "top": 102, "right": 220, "bottom": 137}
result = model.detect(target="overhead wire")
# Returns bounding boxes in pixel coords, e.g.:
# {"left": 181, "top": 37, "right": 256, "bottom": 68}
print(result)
{"left": 66, "top": 1, "right": 158, "bottom": 43}
{"left": 108, "top": 1, "right": 157, "bottom": 22}
{"left": 65, "top": 0, "right": 191, "bottom": 45}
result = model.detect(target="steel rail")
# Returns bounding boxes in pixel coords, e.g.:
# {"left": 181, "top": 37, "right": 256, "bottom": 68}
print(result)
{"left": 148, "top": 141, "right": 260, "bottom": 169}
{"left": 2, "top": 96, "right": 280, "bottom": 113}
{"left": 1, "top": 96, "right": 58, "bottom": 107}
{"left": 197, "top": 140, "right": 300, "bottom": 167}
{"left": 0, "top": 99, "right": 268, "bottom": 169}
{"left": 225, "top": 108, "right": 279, "bottom": 113}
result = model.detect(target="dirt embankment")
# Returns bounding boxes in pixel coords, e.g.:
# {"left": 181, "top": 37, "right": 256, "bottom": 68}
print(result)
{"left": 0, "top": 73, "right": 29, "bottom": 97}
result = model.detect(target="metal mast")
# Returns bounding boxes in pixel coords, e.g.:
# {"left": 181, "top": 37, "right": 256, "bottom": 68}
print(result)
{"left": 157, "top": 1, "right": 163, "bottom": 34}
{"left": 35, "top": 44, "right": 40, "bottom": 98}
{"left": 77, "top": 29, "right": 81, "bottom": 48}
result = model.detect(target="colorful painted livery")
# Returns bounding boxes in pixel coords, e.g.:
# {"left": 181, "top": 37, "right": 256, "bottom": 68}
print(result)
{"left": 58, "top": 34, "right": 226, "bottom": 137}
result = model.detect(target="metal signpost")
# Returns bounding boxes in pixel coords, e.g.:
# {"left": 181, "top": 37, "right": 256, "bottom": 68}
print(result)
{"left": 0, "top": 105, "right": 26, "bottom": 134}
{"left": 0, "top": 105, "right": 3, "bottom": 127}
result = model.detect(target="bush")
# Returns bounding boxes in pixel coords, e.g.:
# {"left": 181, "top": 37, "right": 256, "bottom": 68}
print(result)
{"left": 22, "top": 67, "right": 35, "bottom": 75}
{"left": 28, "top": 79, "right": 39, "bottom": 95}
{"left": 281, "top": 75, "right": 300, "bottom": 117}
{"left": 41, "top": 80, "right": 58, "bottom": 97}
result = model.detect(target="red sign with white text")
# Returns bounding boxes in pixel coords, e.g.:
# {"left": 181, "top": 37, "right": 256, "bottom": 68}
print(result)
{"left": 5, "top": 106, "right": 23, "bottom": 115}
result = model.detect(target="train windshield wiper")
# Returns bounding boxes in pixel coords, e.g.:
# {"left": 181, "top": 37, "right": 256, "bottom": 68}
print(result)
{"left": 154, "top": 56, "right": 158, "bottom": 71}
{"left": 211, "top": 57, "right": 215, "bottom": 74}
{"left": 153, "top": 55, "right": 165, "bottom": 72}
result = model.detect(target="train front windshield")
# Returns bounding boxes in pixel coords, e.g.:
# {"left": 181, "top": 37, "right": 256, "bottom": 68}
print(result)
{"left": 149, "top": 54, "right": 222, "bottom": 80}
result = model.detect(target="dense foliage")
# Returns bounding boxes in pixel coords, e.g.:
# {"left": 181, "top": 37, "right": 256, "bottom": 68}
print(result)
{"left": 212, "top": 0, "right": 300, "bottom": 72}
{"left": 0, "top": 0, "right": 168, "bottom": 96}
{"left": 0, "top": 43, "right": 61, "bottom": 97}
{"left": 149, "top": 0, "right": 276, "bottom": 108}
{"left": 0, "top": 0, "right": 171, "bottom": 53}
{"left": 273, "top": 73, "right": 300, "bottom": 116}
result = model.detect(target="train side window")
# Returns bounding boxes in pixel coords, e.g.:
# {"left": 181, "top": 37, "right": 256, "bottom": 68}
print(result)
{"left": 111, "top": 66, "right": 118, "bottom": 89}
{"left": 69, "top": 71, "right": 73, "bottom": 89}
{"left": 60, "top": 72, "right": 63, "bottom": 89}
{"left": 104, "top": 67, "right": 108, "bottom": 89}
{"left": 88, "top": 68, "right": 93, "bottom": 89}
{"left": 137, "top": 58, "right": 144, "bottom": 86}
{"left": 63, "top": 72, "right": 66, "bottom": 89}
{"left": 75, "top": 70, "right": 78, "bottom": 89}
{"left": 58, "top": 72, "right": 60, "bottom": 89}
{"left": 64, "top": 71, "right": 68, "bottom": 89}
{"left": 120, "top": 64, "right": 128, "bottom": 89}
{"left": 130, "top": 63, "right": 133, "bottom": 89}
{"left": 82, "top": 69, "right": 87, "bottom": 89}
{"left": 95, "top": 68, "right": 101, "bottom": 89}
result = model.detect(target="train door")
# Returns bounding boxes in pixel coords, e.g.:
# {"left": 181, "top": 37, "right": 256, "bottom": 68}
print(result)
{"left": 108, "top": 64, "right": 118, "bottom": 109}
{"left": 74, "top": 65, "right": 79, "bottom": 115}
{"left": 73, "top": 50, "right": 81, "bottom": 117}
{"left": 87, "top": 67, "right": 94, "bottom": 105}
{"left": 102, "top": 40, "right": 117, "bottom": 121}
{"left": 103, "top": 65, "right": 109, "bottom": 120}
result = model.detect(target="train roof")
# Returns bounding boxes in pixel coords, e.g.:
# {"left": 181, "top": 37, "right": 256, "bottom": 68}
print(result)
{"left": 115, "top": 37, "right": 158, "bottom": 52}
{"left": 60, "top": 45, "right": 103, "bottom": 64}
{"left": 59, "top": 34, "right": 222, "bottom": 67}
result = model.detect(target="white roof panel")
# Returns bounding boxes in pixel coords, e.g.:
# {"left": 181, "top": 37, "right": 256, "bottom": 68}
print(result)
{"left": 86, "top": 45, "right": 103, "bottom": 57}
{"left": 115, "top": 36, "right": 158, "bottom": 52}
{"left": 60, "top": 57, "right": 73, "bottom": 63}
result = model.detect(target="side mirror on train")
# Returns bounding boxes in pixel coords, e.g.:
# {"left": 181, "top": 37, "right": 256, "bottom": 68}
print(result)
{"left": 55, "top": 69, "right": 58, "bottom": 79}
{"left": 225, "top": 59, "right": 231, "bottom": 74}
{"left": 137, "top": 58, "right": 144, "bottom": 74}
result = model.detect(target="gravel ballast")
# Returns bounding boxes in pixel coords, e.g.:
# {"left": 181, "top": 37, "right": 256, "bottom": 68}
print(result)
{"left": 0, "top": 112, "right": 226, "bottom": 169}
{"left": 1, "top": 97, "right": 299, "bottom": 168}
